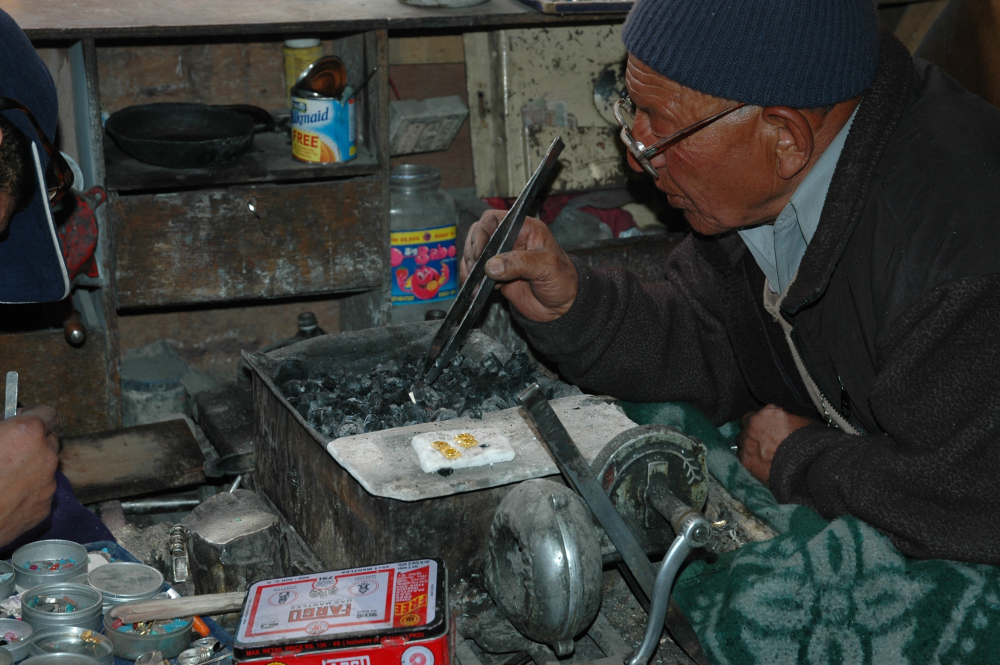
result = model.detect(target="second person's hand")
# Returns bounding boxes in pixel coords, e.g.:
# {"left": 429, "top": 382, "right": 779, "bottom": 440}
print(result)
{"left": 460, "top": 209, "right": 579, "bottom": 322}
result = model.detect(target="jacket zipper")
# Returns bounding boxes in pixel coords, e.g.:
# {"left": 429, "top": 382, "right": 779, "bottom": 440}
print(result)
{"left": 785, "top": 317, "right": 866, "bottom": 435}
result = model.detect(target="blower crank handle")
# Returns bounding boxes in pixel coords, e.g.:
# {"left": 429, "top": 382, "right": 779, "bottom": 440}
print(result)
{"left": 627, "top": 474, "right": 712, "bottom": 665}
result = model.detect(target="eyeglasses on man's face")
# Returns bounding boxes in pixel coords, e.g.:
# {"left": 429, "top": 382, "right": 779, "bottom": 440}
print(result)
{"left": 613, "top": 96, "right": 747, "bottom": 179}
{"left": 0, "top": 97, "right": 74, "bottom": 205}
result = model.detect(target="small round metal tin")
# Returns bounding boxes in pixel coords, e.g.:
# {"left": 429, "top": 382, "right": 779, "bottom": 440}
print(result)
{"left": 86, "top": 563, "right": 163, "bottom": 612}
{"left": 12, "top": 542, "right": 89, "bottom": 591}
{"left": 20, "top": 584, "right": 103, "bottom": 632}
{"left": 102, "top": 613, "right": 193, "bottom": 661}
{"left": 0, "top": 562, "right": 15, "bottom": 600}
{"left": 0, "top": 618, "right": 33, "bottom": 662}
{"left": 28, "top": 627, "right": 113, "bottom": 665}
{"left": 20, "top": 652, "right": 100, "bottom": 665}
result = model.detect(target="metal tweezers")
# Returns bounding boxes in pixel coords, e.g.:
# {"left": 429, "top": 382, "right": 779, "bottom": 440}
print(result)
{"left": 422, "top": 137, "right": 565, "bottom": 384}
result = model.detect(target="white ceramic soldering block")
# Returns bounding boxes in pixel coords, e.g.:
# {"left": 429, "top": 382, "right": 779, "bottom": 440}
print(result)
{"left": 411, "top": 426, "right": 515, "bottom": 474}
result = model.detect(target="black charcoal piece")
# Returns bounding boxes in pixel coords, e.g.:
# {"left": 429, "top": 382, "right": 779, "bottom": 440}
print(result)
{"left": 375, "top": 360, "right": 398, "bottom": 373}
{"left": 273, "top": 358, "right": 309, "bottom": 385}
{"left": 409, "top": 382, "right": 442, "bottom": 411}
{"left": 480, "top": 395, "right": 507, "bottom": 413}
{"left": 358, "top": 377, "right": 373, "bottom": 395}
{"left": 437, "top": 467, "right": 454, "bottom": 477}
{"left": 431, "top": 408, "right": 459, "bottom": 422}
{"left": 481, "top": 352, "right": 502, "bottom": 374}
{"left": 282, "top": 379, "right": 309, "bottom": 395}
{"left": 367, "top": 393, "right": 388, "bottom": 416}
{"left": 504, "top": 351, "right": 531, "bottom": 377}
{"left": 337, "top": 417, "right": 363, "bottom": 438}
{"left": 343, "top": 398, "right": 367, "bottom": 415}
{"left": 403, "top": 401, "right": 429, "bottom": 422}
{"left": 345, "top": 376, "right": 361, "bottom": 393}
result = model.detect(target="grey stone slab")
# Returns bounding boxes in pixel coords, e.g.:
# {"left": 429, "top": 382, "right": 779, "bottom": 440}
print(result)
{"left": 325, "top": 394, "right": 637, "bottom": 501}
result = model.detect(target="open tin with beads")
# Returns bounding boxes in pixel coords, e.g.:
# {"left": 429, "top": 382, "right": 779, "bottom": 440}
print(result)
{"left": 12, "top": 542, "right": 88, "bottom": 591}
{"left": 28, "top": 627, "right": 113, "bottom": 665}
{"left": 20, "top": 584, "right": 103, "bottom": 632}
{"left": 102, "top": 612, "right": 193, "bottom": 661}
{"left": 0, "top": 618, "right": 33, "bottom": 662}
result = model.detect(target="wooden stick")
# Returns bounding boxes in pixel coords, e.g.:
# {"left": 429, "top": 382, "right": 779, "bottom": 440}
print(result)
{"left": 108, "top": 592, "right": 246, "bottom": 623}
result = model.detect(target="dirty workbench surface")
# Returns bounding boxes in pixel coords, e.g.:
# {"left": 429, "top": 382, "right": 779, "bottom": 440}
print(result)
{"left": 13, "top": 0, "right": 627, "bottom": 40}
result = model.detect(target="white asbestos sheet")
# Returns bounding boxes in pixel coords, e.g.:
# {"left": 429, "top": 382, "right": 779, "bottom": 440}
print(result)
{"left": 411, "top": 427, "right": 515, "bottom": 473}
{"left": 325, "top": 394, "right": 637, "bottom": 501}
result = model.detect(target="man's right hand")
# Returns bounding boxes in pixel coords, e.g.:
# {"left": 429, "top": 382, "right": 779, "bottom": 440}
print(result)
{"left": 460, "top": 209, "right": 579, "bottom": 322}
{"left": 0, "top": 405, "right": 60, "bottom": 548}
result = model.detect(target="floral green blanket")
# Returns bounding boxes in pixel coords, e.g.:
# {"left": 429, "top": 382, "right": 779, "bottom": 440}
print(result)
{"left": 620, "top": 402, "right": 1000, "bottom": 665}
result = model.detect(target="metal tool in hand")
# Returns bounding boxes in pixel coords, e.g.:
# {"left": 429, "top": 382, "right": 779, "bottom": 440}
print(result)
{"left": 517, "top": 384, "right": 710, "bottom": 665}
{"left": 422, "top": 138, "right": 565, "bottom": 384}
{"left": 5, "top": 371, "right": 17, "bottom": 420}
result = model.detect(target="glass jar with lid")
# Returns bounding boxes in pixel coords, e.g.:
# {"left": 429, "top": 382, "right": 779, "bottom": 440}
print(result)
{"left": 389, "top": 165, "right": 459, "bottom": 324}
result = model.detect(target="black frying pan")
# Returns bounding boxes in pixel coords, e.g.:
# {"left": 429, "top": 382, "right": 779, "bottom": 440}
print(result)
{"left": 105, "top": 103, "right": 275, "bottom": 169}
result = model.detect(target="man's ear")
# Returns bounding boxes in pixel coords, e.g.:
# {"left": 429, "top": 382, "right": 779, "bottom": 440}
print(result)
{"left": 761, "top": 106, "right": 815, "bottom": 181}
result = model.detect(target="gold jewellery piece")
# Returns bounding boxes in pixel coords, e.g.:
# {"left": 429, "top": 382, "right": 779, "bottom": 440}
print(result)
{"left": 431, "top": 440, "right": 462, "bottom": 460}
{"left": 453, "top": 433, "right": 479, "bottom": 449}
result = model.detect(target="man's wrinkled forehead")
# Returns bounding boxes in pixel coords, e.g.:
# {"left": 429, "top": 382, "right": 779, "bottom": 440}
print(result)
{"left": 625, "top": 55, "right": 722, "bottom": 117}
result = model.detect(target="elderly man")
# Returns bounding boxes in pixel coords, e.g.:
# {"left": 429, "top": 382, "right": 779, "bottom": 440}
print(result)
{"left": 0, "top": 8, "right": 114, "bottom": 556}
{"left": 463, "top": 0, "right": 1000, "bottom": 565}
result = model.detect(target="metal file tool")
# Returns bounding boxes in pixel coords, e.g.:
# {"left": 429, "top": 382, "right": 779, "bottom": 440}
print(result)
{"left": 5, "top": 371, "right": 17, "bottom": 420}
{"left": 422, "top": 137, "right": 564, "bottom": 385}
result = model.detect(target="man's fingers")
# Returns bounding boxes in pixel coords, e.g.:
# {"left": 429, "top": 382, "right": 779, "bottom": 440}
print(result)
{"left": 739, "top": 409, "right": 757, "bottom": 431}
{"left": 467, "top": 210, "right": 504, "bottom": 259}
{"left": 484, "top": 249, "right": 555, "bottom": 283}
{"left": 17, "top": 404, "right": 59, "bottom": 435}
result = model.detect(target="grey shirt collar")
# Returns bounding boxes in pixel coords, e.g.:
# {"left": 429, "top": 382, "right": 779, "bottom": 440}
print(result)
{"left": 738, "top": 107, "right": 858, "bottom": 295}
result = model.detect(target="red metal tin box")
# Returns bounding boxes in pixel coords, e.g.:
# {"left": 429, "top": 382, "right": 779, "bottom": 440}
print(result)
{"left": 235, "top": 559, "right": 451, "bottom": 665}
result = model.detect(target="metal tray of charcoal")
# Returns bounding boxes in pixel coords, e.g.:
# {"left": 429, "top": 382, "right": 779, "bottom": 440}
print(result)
{"left": 244, "top": 321, "right": 641, "bottom": 581}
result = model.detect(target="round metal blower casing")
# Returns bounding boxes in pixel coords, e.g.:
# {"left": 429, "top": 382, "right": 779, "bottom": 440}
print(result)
{"left": 483, "top": 479, "right": 603, "bottom": 657}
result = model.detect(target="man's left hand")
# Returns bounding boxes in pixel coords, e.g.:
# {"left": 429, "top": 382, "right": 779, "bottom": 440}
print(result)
{"left": 737, "top": 404, "right": 813, "bottom": 485}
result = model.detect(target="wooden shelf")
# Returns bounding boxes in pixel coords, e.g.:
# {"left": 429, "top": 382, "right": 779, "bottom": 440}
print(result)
{"left": 15, "top": 0, "right": 626, "bottom": 40}
{"left": 104, "top": 130, "right": 380, "bottom": 193}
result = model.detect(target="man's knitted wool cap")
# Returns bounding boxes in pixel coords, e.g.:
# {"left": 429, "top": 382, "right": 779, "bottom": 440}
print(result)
{"left": 622, "top": 0, "right": 882, "bottom": 108}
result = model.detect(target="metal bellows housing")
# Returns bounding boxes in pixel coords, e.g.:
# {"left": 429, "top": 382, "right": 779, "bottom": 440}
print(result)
{"left": 483, "top": 479, "right": 603, "bottom": 657}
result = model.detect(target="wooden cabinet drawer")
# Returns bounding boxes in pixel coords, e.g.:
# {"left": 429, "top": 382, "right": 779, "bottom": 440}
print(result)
{"left": 0, "top": 329, "right": 112, "bottom": 436}
{"left": 111, "top": 178, "right": 384, "bottom": 308}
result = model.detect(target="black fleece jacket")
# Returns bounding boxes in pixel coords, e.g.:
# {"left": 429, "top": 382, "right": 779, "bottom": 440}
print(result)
{"left": 517, "top": 30, "right": 1000, "bottom": 566}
